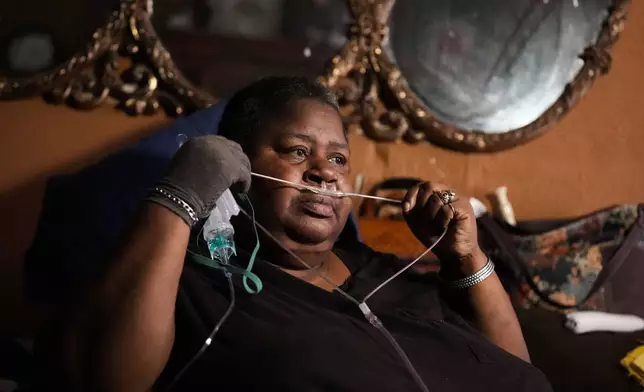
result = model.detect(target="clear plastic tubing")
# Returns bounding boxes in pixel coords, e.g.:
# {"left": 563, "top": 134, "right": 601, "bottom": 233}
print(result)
{"left": 250, "top": 172, "right": 401, "bottom": 204}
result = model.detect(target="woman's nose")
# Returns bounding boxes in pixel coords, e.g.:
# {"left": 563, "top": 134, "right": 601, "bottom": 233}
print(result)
{"left": 304, "top": 157, "right": 338, "bottom": 185}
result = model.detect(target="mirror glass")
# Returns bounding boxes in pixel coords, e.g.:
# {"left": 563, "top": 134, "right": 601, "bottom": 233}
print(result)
{"left": 0, "top": 2, "right": 115, "bottom": 77}
{"left": 387, "top": 0, "right": 611, "bottom": 133}
{"left": 151, "top": 0, "right": 350, "bottom": 96}
{"left": 155, "top": 0, "right": 349, "bottom": 46}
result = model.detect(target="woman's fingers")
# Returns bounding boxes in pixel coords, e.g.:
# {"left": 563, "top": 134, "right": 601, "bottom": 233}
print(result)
{"left": 403, "top": 182, "right": 454, "bottom": 227}
{"left": 403, "top": 181, "right": 459, "bottom": 229}
{"left": 433, "top": 203, "right": 454, "bottom": 229}
{"left": 423, "top": 192, "right": 446, "bottom": 220}
{"left": 412, "top": 183, "right": 435, "bottom": 213}
{"left": 404, "top": 182, "right": 434, "bottom": 214}
{"left": 402, "top": 183, "right": 422, "bottom": 213}
{"left": 424, "top": 183, "right": 458, "bottom": 229}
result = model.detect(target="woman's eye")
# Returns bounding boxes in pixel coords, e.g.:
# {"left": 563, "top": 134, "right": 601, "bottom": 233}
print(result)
{"left": 286, "top": 147, "right": 308, "bottom": 161}
{"left": 329, "top": 155, "right": 347, "bottom": 166}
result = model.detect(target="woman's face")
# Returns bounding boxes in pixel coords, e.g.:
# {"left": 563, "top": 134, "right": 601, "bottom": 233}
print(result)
{"left": 247, "top": 99, "right": 352, "bottom": 251}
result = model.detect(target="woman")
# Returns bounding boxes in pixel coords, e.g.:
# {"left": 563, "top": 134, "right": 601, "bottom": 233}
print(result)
{"left": 54, "top": 77, "right": 552, "bottom": 391}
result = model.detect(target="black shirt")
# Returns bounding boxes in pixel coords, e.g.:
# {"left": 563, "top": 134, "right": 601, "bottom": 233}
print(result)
{"left": 157, "top": 242, "right": 552, "bottom": 391}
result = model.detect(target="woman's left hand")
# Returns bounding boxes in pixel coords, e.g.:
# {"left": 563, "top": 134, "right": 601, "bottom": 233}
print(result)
{"left": 402, "top": 181, "right": 485, "bottom": 276}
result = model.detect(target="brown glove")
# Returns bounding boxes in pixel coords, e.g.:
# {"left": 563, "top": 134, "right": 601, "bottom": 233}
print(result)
{"left": 147, "top": 135, "right": 251, "bottom": 226}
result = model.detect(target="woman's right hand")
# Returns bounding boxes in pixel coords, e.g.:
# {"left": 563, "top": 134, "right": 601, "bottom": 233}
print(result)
{"left": 149, "top": 135, "right": 251, "bottom": 224}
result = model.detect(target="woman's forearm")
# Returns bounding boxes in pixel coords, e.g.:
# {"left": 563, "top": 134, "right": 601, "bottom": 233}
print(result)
{"left": 60, "top": 203, "right": 190, "bottom": 392}
{"left": 457, "top": 249, "right": 531, "bottom": 362}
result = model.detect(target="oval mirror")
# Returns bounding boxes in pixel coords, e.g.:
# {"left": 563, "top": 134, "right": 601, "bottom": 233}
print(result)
{"left": 387, "top": 0, "right": 611, "bottom": 133}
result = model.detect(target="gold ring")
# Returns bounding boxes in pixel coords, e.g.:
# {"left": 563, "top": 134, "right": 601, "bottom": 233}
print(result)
{"left": 448, "top": 203, "right": 457, "bottom": 217}
{"left": 434, "top": 190, "right": 456, "bottom": 205}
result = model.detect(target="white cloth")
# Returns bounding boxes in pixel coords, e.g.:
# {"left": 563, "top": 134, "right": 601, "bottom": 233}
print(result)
{"left": 565, "top": 311, "right": 644, "bottom": 334}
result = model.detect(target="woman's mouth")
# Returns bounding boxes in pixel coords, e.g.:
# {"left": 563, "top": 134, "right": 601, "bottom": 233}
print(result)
{"left": 298, "top": 195, "right": 336, "bottom": 218}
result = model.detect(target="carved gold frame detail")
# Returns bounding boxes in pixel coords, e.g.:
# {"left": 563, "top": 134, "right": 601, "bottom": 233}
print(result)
{"left": 319, "top": 0, "right": 631, "bottom": 151}
{"left": 0, "top": 0, "right": 215, "bottom": 117}
{"left": 0, "top": 0, "right": 631, "bottom": 151}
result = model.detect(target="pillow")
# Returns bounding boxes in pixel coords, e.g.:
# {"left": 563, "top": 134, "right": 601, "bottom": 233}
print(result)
{"left": 24, "top": 103, "right": 360, "bottom": 304}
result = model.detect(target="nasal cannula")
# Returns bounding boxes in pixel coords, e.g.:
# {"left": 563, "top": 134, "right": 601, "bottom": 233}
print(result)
{"left": 250, "top": 171, "right": 401, "bottom": 204}
{"left": 167, "top": 172, "right": 451, "bottom": 392}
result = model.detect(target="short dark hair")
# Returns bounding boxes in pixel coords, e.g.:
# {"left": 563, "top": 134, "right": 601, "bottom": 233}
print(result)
{"left": 217, "top": 76, "right": 342, "bottom": 152}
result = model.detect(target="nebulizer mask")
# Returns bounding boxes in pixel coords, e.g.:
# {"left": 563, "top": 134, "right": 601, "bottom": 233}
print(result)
{"left": 203, "top": 189, "right": 238, "bottom": 262}
{"left": 194, "top": 189, "right": 262, "bottom": 293}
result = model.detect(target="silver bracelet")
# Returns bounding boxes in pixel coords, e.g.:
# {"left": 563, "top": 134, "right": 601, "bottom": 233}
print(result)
{"left": 440, "top": 257, "right": 495, "bottom": 289}
{"left": 153, "top": 187, "right": 199, "bottom": 225}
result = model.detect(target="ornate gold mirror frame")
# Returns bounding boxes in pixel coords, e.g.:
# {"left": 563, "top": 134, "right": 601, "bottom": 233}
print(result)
{"left": 0, "top": 0, "right": 214, "bottom": 116}
{"left": 319, "top": 0, "right": 631, "bottom": 151}
{"left": 0, "top": 0, "right": 631, "bottom": 152}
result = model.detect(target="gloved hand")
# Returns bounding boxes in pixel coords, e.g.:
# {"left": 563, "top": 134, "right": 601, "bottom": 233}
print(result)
{"left": 147, "top": 135, "right": 251, "bottom": 226}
